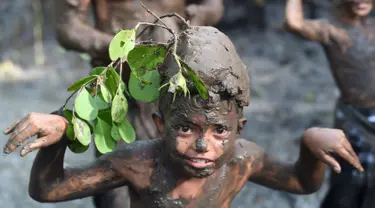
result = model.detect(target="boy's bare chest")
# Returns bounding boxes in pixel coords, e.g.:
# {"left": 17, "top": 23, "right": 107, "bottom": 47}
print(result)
{"left": 133, "top": 161, "right": 252, "bottom": 208}
{"left": 327, "top": 22, "right": 375, "bottom": 66}
{"left": 323, "top": 23, "right": 375, "bottom": 105}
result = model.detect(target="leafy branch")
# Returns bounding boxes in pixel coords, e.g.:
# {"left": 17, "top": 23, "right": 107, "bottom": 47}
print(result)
{"left": 62, "top": 7, "right": 208, "bottom": 154}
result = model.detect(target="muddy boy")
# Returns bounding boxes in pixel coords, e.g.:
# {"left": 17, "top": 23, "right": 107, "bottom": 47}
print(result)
{"left": 56, "top": 2, "right": 224, "bottom": 206}
{"left": 3, "top": 26, "right": 363, "bottom": 207}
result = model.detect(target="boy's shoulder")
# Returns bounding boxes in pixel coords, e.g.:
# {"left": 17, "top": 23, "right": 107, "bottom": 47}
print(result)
{"left": 112, "top": 139, "right": 162, "bottom": 161}
{"left": 232, "top": 139, "right": 264, "bottom": 164}
{"left": 105, "top": 139, "right": 162, "bottom": 189}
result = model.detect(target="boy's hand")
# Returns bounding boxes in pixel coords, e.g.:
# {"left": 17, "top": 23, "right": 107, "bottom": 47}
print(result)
{"left": 3, "top": 113, "right": 68, "bottom": 157}
{"left": 303, "top": 127, "right": 364, "bottom": 173}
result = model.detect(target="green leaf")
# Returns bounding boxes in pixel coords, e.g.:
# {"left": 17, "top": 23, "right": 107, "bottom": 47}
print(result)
{"left": 127, "top": 44, "right": 168, "bottom": 76}
{"left": 67, "top": 75, "right": 97, "bottom": 92}
{"left": 64, "top": 108, "right": 75, "bottom": 141}
{"left": 66, "top": 123, "right": 75, "bottom": 141}
{"left": 106, "top": 67, "right": 126, "bottom": 96}
{"left": 119, "top": 81, "right": 127, "bottom": 92}
{"left": 94, "top": 95, "right": 109, "bottom": 110}
{"left": 90, "top": 67, "right": 106, "bottom": 76}
{"left": 111, "top": 87, "right": 128, "bottom": 123}
{"left": 109, "top": 29, "right": 136, "bottom": 61}
{"left": 108, "top": 67, "right": 121, "bottom": 84}
{"left": 74, "top": 88, "right": 98, "bottom": 121}
{"left": 72, "top": 116, "right": 91, "bottom": 146}
{"left": 68, "top": 139, "right": 89, "bottom": 153}
{"left": 105, "top": 68, "right": 119, "bottom": 97}
{"left": 118, "top": 119, "right": 136, "bottom": 143}
{"left": 63, "top": 109, "right": 73, "bottom": 121}
{"left": 94, "top": 111, "right": 117, "bottom": 154}
{"left": 181, "top": 60, "right": 209, "bottom": 100}
{"left": 100, "top": 84, "right": 112, "bottom": 102}
{"left": 111, "top": 124, "right": 122, "bottom": 141}
{"left": 129, "top": 70, "right": 160, "bottom": 102}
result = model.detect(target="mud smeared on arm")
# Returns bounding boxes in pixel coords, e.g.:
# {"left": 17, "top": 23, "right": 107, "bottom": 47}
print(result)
{"left": 28, "top": 138, "right": 158, "bottom": 202}
{"left": 248, "top": 139, "right": 325, "bottom": 194}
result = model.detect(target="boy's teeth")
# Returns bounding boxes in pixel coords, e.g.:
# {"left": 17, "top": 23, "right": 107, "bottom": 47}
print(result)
{"left": 191, "top": 158, "right": 207, "bottom": 163}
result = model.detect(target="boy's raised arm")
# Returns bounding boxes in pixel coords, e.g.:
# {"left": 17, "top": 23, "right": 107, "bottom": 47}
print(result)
{"left": 248, "top": 128, "right": 363, "bottom": 194}
{"left": 3, "top": 113, "right": 128, "bottom": 202}
{"left": 285, "top": 0, "right": 340, "bottom": 45}
{"left": 29, "top": 140, "right": 127, "bottom": 202}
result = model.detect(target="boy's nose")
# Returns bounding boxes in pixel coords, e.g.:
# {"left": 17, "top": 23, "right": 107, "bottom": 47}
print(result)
{"left": 195, "top": 137, "right": 208, "bottom": 153}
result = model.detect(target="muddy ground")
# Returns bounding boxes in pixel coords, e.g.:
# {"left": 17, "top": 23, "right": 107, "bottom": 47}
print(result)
{"left": 0, "top": 1, "right": 339, "bottom": 208}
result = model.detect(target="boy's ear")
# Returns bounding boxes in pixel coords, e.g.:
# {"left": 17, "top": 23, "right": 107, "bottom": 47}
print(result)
{"left": 238, "top": 118, "right": 247, "bottom": 132}
{"left": 152, "top": 112, "right": 165, "bottom": 135}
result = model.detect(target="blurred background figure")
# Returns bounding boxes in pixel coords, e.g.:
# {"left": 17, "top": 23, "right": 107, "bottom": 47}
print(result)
{"left": 285, "top": 0, "right": 375, "bottom": 207}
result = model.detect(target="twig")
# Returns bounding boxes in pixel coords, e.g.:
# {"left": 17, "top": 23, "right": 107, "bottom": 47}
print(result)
{"left": 120, "top": 57, "right": 124, "bottom": 80}
{"left": 159, "top": 13, "right": 189, "bottom": 28}
{"left": 111, "top": 58, "right": 122, "bottom": 70}
{"left": 136, "top": 13, "right": 190, "bottom": 39}
{"left": 63, "top": 89, "right": 79, "bottom": 108}
{"left": 137, "top": 22, "right": 172, "bottom": 34}
{"left": 140, "top": 2, "right": 168, "bottom": 28}
{"left": 136, "top": 40, "right": 167, "bottom": 46}
{"left": 137, "top": 4, "right": 182, "bottom": 74}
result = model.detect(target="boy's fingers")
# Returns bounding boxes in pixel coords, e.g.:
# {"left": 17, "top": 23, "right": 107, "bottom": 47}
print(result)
{"left": 4, "top": 122, "right": 36, "bottom": 154}
{"left": 322, "top": 153, "right": 341, "bottom": 174}
{"left": 336, "top": 146, "right": 364, "bottom": 172}
{"left": 3, "top": 119, "right": 21, "bottom": 135}
{"left": 20, "top": 137, "right": 50, "bottom": 157}
{"left": 342, "top": 140, "right": 363, "bottom": 171}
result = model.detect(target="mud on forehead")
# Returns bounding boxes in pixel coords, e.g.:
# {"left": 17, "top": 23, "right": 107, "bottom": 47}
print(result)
{"left": 173, "top": 94, "right": 234, "bottom": 113}
{"left": 160, "top": 26, "right": 250, "bottom": 107}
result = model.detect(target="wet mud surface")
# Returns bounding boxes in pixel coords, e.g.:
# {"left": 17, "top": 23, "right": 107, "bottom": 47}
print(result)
{"left": 0, "top": 1, "right": 338, "bottom": 208}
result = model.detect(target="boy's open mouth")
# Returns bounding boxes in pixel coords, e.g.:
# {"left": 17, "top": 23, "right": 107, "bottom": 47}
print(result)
{"left": 184, "top": 156, "right": 215, "bottom": 169}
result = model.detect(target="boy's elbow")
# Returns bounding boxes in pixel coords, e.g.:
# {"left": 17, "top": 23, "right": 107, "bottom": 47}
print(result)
{"left": 29, "top": 189, "right": 49, "bottom": 202}
{"left": 56, "top": 24, "right": 75, "bottom": 51}
{"left": 55, "top": 18, "right": 84, "bottom": 52}
{"left": 300, "top": 180, "right": 323, "bottom": 195}
{"left": 284, "top": 16, "right": 303, "bottom": 33}
{"left": 28, "top": 182, "right": 55, "bottom": 202}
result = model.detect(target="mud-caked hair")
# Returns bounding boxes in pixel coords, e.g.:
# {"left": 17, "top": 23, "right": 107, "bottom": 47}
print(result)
{"left": 158, "top": 26, "right": 250, "bottom": 116}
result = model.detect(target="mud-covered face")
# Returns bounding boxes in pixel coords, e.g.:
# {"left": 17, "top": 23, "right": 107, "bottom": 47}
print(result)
{"left": 154, "top": 95, "right": 246, "bottom": 178}
{"left": 345, "top": 0, "right": 373, "bottom": 16}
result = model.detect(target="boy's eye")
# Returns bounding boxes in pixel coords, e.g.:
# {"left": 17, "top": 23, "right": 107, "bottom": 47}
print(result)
{"left": 215, "top": 125, "right": 228, "bottom": 134}
{"left": 178, "top": 126, "right": 192, "bottom": 133}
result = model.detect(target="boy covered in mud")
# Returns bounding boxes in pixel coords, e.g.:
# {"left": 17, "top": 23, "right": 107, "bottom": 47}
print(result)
{"left": 56, "top": 1, "right": 223, "bottom": 207}
{"left": 285, "top": 0, "right": 375, "bottom": 207}
{"left": 3, "top": 26, "right": 363, "bottom": 207}
{"left": 56, "top": 0, "right": 224, "bottom": 141}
